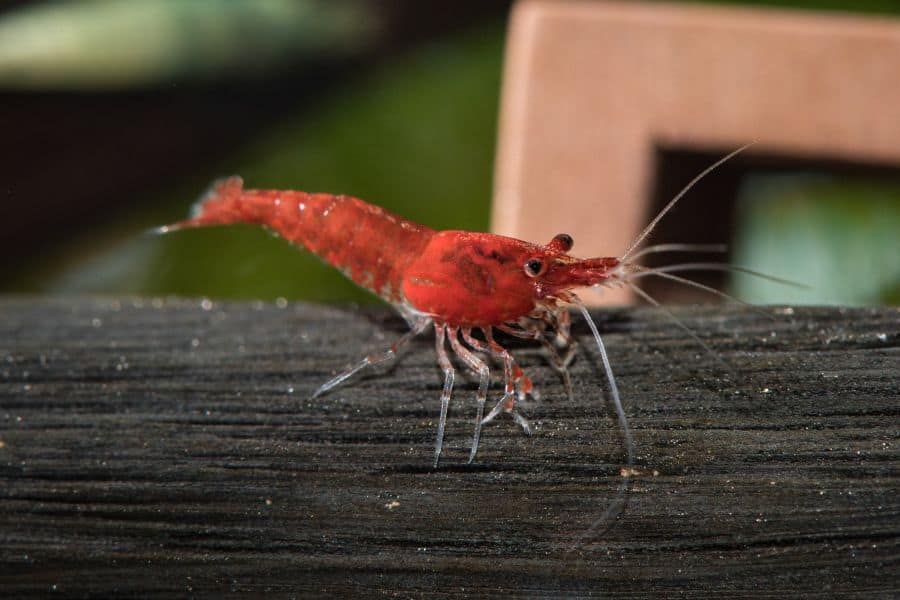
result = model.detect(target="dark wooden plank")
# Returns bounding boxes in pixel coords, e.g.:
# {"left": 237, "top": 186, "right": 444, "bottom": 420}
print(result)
{"left": 0, "top": 297, "right": 897, "bottom": 597}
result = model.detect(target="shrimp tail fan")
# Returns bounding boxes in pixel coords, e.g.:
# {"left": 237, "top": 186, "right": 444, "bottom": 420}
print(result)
{"left": 152, "top": 176, "right": 245, "bottom": 234}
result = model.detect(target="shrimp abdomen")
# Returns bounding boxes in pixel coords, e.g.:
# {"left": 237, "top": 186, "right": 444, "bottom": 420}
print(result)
{"left": 171, "top": 177, "right": 434, "bottom": 303}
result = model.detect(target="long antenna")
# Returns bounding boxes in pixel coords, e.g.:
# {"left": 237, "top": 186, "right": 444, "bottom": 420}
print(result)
{"left": 628, "top": 243, "right": 728, "bottom": 261}
{"left": 629, "top": 283, "right": 733, "bottom": 373}
{"left": 570, "top": 298, "right": 633, "bottom": 549}
{"left": 637, "top": 262, "right": 808, "bottom": 289}
{"left": 628, "top": 266, "right": 775, "bottom": 321}
{"left": 620, "top": 143, "right": 755, "bottom": 262}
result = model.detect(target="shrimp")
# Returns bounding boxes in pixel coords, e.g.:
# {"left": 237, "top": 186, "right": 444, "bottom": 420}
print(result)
{"left": 159, "top": 146, "right": 753, "bottom": 479}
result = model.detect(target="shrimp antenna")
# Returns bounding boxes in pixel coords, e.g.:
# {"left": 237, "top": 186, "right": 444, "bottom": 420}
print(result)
{"left": 628, "top": 266, "right": 776, "bottom": 321}
{"left": 638, "top": 262, "right": 808, "bottom": 289}
{"left": 570, "top": 297, "right": 634, "bottom": 549}
{"left": 620, "top": 143, "right": 756, "bottom": 262}
{"left": 628, "top": 283, "right": 734, "bottom": 373}
{"left": 628, "top": 243, "right": 728, "bottom": 261}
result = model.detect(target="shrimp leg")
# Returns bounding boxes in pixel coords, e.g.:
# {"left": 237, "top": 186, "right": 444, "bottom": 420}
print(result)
{"left": 463, "top": 328, "right": 533, "bottom": 403}
{"left": 541, "top": 307, "right": 579, "bottom": 398}
{"left": 312, "top": 317, "right": 431, "bottom": 399}
{"left": 433, "top": 324, "right": 455, "bottom": 467}
{"left": 447, "top": 329, "right": 491, "bottom": 463}
{"left": 498, "top": 316, "right": 577, "bottom": 402}
{"left": 462, "top": 329, "right": 533, "bottom": 436}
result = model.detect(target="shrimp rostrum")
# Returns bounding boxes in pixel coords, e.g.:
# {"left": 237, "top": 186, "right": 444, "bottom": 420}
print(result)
{"left": 161, "top": 147, "right": 753, "bottom": 468}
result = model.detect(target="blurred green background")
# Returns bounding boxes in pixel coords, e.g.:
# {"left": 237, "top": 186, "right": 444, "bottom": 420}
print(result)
{"left": 2, "top": 0, "right": 898, "bottom": 307}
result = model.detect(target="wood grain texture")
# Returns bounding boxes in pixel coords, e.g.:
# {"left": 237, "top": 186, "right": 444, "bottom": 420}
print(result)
{"left": 0, "top": 297, "right": 897, "bottom": 597}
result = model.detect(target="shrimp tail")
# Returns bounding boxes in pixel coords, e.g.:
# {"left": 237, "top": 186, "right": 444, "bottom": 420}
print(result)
{"left": 190, "top": 176, "right": 246, "bottom": 221}
{"left": 181, "top": 175, "right": 257, "bottom": 229}
{"left": 152, "top": 176, "right": 246, "bottom": 234}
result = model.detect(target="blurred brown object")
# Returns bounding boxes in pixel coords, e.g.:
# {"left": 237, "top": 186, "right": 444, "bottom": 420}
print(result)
{"left": 492, "top": 0, "right": 900, "bottom": 305}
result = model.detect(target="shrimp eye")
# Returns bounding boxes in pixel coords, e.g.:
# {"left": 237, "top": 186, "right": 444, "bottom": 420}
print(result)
{"left": 552, "top": 233, "right": 574, "bottom": 252}
{"left": 524, "top": 258, "right": 545, "bottom": 277}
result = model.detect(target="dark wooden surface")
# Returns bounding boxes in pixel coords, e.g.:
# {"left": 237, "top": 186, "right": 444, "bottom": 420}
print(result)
{"left": 0, "top": 297, "right": 897, "bottom": 597}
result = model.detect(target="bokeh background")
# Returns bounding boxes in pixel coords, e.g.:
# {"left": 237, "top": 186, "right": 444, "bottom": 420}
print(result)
{"left": 2, "top": 0, "right": 898, "bottom": 306}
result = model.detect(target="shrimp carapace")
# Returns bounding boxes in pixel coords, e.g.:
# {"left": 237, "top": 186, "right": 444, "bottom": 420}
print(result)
{"left": 402, "top": 231, "right": 622, "bottom": 326}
